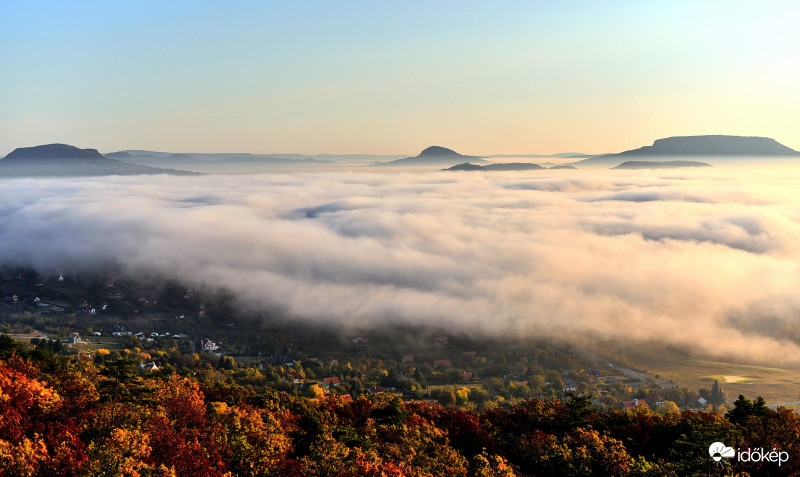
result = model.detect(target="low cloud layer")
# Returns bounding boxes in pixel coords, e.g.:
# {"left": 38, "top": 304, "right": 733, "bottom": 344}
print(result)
{"left": 3, "top": 167, "right": 800, "bottom": 364}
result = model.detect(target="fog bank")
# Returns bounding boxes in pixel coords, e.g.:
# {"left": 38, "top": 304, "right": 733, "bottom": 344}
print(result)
{"left": 3, "top": 167, "right": 800, "bottom": 363}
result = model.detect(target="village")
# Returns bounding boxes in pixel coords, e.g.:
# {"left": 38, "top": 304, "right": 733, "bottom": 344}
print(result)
{"left": 0, "top": 267, "right": 723, "bottom": 412}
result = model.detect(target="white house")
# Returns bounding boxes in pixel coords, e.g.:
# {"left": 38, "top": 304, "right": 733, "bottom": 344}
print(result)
{"left": 201, "top": 338, "right": 219, "bottom": 351}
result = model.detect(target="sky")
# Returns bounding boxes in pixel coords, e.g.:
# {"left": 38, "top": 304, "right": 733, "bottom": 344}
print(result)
{"left": 4, "top": 169, "right": 800, "bottom": 365}
{"left": 1, "top": 1, "right": 799, "bottom": 155}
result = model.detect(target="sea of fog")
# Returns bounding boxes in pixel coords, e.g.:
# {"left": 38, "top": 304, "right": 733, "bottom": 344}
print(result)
{"left": 3, "top": 167, "right": 800, "bottom": 364}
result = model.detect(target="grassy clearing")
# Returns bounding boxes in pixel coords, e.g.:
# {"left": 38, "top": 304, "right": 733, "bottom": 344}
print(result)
{"left": 701, "top": 375, "right": 755, "bottom": 384}
{"left": 603, "top": 341, "right": 800, "bottom": 404}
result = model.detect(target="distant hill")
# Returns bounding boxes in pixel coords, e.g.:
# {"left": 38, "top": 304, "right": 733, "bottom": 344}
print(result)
{"left": 443, "top": 162, "right": 545, "bottom": 171}
{"left": 107, "top": 150, "right": 339, "bottom": 171}
{"left": 0, "top": 144, "right": 196, "bottom": 177}
{"left": 490, "top": 152, "right": 593, "bottom": 159}
{"left": 572, "top": 135, "right": 800, "bottom": 166}
{"left": 549, "top": 164, "right": 577, "bottom": 169}
{"left": 373, "top": 146, "right": 487, "bottom": 167}
{"left": 612, "top": 160, "right": 712, "bottom": 170}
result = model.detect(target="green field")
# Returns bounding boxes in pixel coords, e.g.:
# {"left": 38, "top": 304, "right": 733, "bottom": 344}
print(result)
{"left": 614, "top": 342, "right": 800, "bottom": 404}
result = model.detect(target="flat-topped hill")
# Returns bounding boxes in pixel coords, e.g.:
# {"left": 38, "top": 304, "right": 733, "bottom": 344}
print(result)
{"left": 0, "top": 144, "right": 196, "bottom": 176}
{"left": 617, "top": 135, "right": 799, "bottom": 157}
{"left": 572, "top": 135, "right": 800, "bottom": 166}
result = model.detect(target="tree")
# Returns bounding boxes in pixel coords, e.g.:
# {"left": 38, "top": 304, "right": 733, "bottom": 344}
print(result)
{"left": 656, "top": 401, "right": 679, "bottom": 414}
{"left": 726, "top": 394, "right": 770, "bottom": 425}
{"left": 306, "top": 384, "right": 325, "bottom": 399}
{"left": 438, "top": 390, "right": 456, "bottom": 406}
{"left": 709, "top": 379, "right": 726, "bottom": 410}
{"left": 472, "top": 450, "right": 515, "bottom": 477}
{"left": 469, "top": 387, "right": 490, "bottom": 405}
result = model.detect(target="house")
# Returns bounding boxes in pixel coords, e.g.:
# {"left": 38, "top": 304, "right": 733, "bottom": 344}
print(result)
{"left": 68, "top": 332, "right": 81, "bottom": 344}
{"left": 337, "top": 394, "right": 353, "bottom": 402}
{"left": 368, "top": 386, "right": 385, "bottom": 396}
{"left": 620, "top": 399, "right": 649, "bottom": 410}
{"left": 685, "top": 392, "right": 708, "bottom": 407}
{"left": 564, "top": 379, "right": 579, "bottom": 392}
{"left": 402, "top": 355, "right": 414, "bottom": 363}
{"left": 352, "top": 337, "right": 369, "bottom": 346}
{"left": 283, "top": 371, "right": 301, "bottom": 384}
{"left": 647, "top": 393, "right": 666, "bottom": 406}
{"left": 463, "top": 371, "right": 474, "bottom": 380}
{"left": 462, "top": 351, "right": 477, "bottom": 358}
{"left": 434, "top": 336, "right": 448, "bottom": 345}
{"left": 201, "top": 338, "right": 219, "bottom": 351}
{"left": 323, "top": 377, "right": 341, "bottom": 388}
{"left": 138, "top": 362, "right": 160, "bottom": 373}
{"left": 433, "top": 359, "right": 453, "bottom": 369}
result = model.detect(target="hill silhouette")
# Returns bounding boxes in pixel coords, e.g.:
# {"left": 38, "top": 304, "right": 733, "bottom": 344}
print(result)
{"left": 612, "top": 160, "right": 712, "bottom": 170}
{"left": 0, "top": 144, "right": 196, "bottom": 177}
{"left": 443, "top": 162, "right": 545, "bottom": 171}
{"left": 107, "top": 150, "right": 339, "bottom": 172}
{"left": 572, "top": 135, "right": 800, "bottom": 166}
{"left": 373, "top": 146, "right": 487, "bottom": 167}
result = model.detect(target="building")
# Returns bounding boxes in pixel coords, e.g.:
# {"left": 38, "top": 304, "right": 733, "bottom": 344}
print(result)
{"left": 620, "top": 399, "right": 649, "bottom": 410}
{"left": 201, "top": 338, "right": 219, "bottom": 351}
{"left": 138, "top": 362, "right": 160, "bottom": 373}
{"left": 433, "top": 359, "right": 453, "bottom": 369}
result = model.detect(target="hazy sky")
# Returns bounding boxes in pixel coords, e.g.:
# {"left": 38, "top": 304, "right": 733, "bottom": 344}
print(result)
{"left": 2, "top": 1, "right": 798, "bottom": 155}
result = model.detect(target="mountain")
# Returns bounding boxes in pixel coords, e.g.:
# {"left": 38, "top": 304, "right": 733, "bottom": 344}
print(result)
{"left": 0, "top": 144, "right": 196, "bottom": 177}
{"left": 571, "top": 135, "right": 800, "bottom": 166}
{"left": 373, "top": 146, "right": 487, "bottom": 167}
{"left": 612, "top": 160, "right": 712, "bottom": 170}
{"left": 443, "top": 162, "right": 545, "bottom": 171}
{"left": 549, "top": 164, "right": 577, "bottom": 169}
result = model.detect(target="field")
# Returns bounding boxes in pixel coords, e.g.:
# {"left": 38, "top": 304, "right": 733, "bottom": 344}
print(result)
{"left": 616, "top": 342, "right": 800, "bottom": 404}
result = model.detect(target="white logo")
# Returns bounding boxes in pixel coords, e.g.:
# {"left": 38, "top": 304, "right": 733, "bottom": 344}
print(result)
{"left": 708, "top": 441, "right": 789, "bottom": 467}
{"left": 709, "top": 442, "right": 735, "bottom": 464}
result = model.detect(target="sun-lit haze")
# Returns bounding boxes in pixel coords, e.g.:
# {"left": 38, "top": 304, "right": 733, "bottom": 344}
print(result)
{"left": 3, "top": 168, "right": 800, "bottom": 364}
{"left": 2, "top": 1, "right": 799, "bottom": 156}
